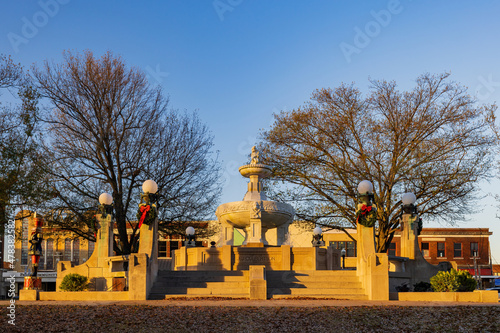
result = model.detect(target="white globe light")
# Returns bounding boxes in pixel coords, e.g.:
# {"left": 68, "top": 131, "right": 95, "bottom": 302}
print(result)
{"left": 142, "top": 179, "right": 158, "bottom": 194}
{"left": 186, "top": 226, "right": 195, "bottom": 236}
{"left": 357, "top": 180, "right": 374, "bottom": 194}
{"left": 313, "top": 226, "right": 322, "bottom": 235}
{"left": 402, "top": 192, "right": 417, "bottom": 205}
{"left": 99, "top": 193, "right": 113, "bottom": 205}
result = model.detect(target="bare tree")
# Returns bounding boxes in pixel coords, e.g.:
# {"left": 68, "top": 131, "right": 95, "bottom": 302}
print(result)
{"left": 261, "top": 73, "right": 496, "bottom": 252}
{"left": 33, "top": 50, "right": 221, "bottom": 254}
{"left": 0, "top": 55, "right": 48, "bottom": 230}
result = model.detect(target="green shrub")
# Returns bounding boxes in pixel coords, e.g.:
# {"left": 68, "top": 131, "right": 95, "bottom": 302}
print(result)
{"left": 456, "top": 270, "right": 477, "bottom": 291}
{"left": 59, "top": 273, "right": 88, "bottom": 291}
{"left": 430, "top": 269, "right": 477, "bottom": 292}
{"left": 413, "top": 281, "right": 432, "bottom": 292}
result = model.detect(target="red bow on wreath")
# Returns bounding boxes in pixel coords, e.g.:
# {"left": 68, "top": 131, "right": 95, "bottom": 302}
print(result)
{"left": 360, "top": 204, "right": 372, "bottom": 214}
{"left": 138, "top": 205, "right": 151, "bottom": 228}
{"left": 356, "top": 204, "right": 372, "bottom": 223}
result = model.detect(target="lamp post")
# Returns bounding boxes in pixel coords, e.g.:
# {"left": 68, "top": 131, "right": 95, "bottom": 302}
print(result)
{"left": 402, "top": 192, "right": 417, "bottom": 216}
{"left": 98, "top": 193, "right": 113, "bottom": 218}
{"left": 138, "top": 180, "right": 158, "bottom": 229}
{"left": 141, "top": 179, "right": 158, "bottom": 205}
{"left": 25, "top": 213, "right": 43, "bottom": 290}
{"left": 185, "top": 226, "right": 196, "bottom": 247}
{"left": 357, "top": 180, "right": 374, "bottom": 206}
{"left": 356, "top": 180, "right": 377, "bottom": 228}
{"left": 341, "top": 248, "right": 346, "bottom": 269}
{"left": 473, "top": 250, "right": 480, "bottom": 290}
{"left": 137, "top": 179, "right": 160, "bottom": 258}
{"left": 400, "top": 192, "right": 421, "bottom": 259}
{"left": 312, "top": 226, "right": 324, "bottom": 247}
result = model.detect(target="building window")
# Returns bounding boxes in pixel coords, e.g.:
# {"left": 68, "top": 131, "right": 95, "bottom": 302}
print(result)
{"left": 470, "top": 242, "right": 479, "bottom": 257}
{"left": 158, "top": 241, "right": 167, "bottom": 257}
{"left": 421, "top": 242, "right": 429, "bottom": 257}
{"left": 46, "top": 239, "right": 54, "bottom": 270}
{"left": 88, "top": 240, "right": 95, "bottom": 259}
{"left": 437, "top": 242, "right": 445, "bottom": 258}
{"left": 454, "top": 243, "right": 462, "bottom": 258}
{"left": 72, "top": 239, "right": 80, "bottom": 265}
{"left": 39, "top": 240, "right": 46, "bottom": 270}
{"left": 64, "top": 238, "right": 72, "bottom": 261}
{"left": 170, "top": 240, "right": 180, "bottom": 258}
{"left": 388, "top": 243, "right": 396, "bottom": 256}
{"left": 329, "top": 241, "right": 357, "bottom": 257}
{"left": 21, "top": 218, "right": 29, "bottom": 265}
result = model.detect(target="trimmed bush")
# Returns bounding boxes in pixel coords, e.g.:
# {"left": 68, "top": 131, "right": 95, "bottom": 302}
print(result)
{"left": 430, "top": 269, "right": 477, "bottom": 292}
{"left": 413, "top": 281, "right": 432, "bottom": 292}
{"left": 59, "top": 273, "right": 88, "bottom": 291}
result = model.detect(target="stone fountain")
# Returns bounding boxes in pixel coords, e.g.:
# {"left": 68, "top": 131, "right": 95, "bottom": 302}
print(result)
{"left": 215, "top": 146, "right": 295, "bottom": 246}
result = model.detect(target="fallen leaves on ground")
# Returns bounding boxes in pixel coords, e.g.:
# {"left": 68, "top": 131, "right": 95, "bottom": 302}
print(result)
{"left": 2, "top": 304, "right": 500, "bottom": 332}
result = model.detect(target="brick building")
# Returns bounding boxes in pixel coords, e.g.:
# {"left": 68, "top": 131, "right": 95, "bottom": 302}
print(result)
{"left": 322, "top": 227, "right": 493, "bottom": 275}
{"left": 389, "top": 228, "right": 492, "bottom": 275}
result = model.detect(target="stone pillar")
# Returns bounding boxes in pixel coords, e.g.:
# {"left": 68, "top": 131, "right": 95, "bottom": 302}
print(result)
{"left": 138, "top": 217, "right": 158, "bottom": 256}
{"left": 281, "top": 245, "right": 291, "bottom": 270}
{"left": 400, "top": 213, "right": 419, "bottom": 259}
{"left": 222, "top": 245, "right": 233, "bottom": 270}
{"left": 248, "top": 218, "right": 264, "bottom": 244}
{"left": 96, "top": 213, "right": 113, "bottom": 259}
{"left": 356, "top": 222, "right": 376, "bottom": 275}
{"left": 128, "top": 253, "right": 148, "bottom": 300}
{"left": 355, "top": 210, "right": 389, "bottom": 300}
{"left": 263, "top": 223, "right": 290, "bottom": 246}
{"left": 138, "top": 217, "right": 158, "bottom": 287}
{"left": 221, "top": 223, "right": 234, "bottom": 246}
{"left": 249, "top": 265, "right": 267, "bottom": 300}
{"left": 277, "top": 224, "right": 289, "bottom": 245}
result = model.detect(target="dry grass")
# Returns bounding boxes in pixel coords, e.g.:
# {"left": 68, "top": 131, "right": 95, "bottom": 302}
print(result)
{"left": 2, "top": 304, "right": 500, "bottom": 332}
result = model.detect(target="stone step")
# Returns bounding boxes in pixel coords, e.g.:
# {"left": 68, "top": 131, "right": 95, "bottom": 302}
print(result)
{"left": 158, "top": 270, "right": 249, "bottom": 277}
{"left": 155, "top": 275, "right": 248, "bottom": 283}
{"left": 267, "top": 281, "right": 362, "bottom": 289}
{"left": 267, "top": 276, "right": 361, "bottom": 283}
{"left": 151, "top": 294, "right": 249, "bottom": 300}
{"left": 159, "top": 287, "right": 249, "bottom": 295}
{"left": 267, "top": 270, "right": 358, "bottom": 277}
{"left": 269, "top": 288, "right": 366, "bottom": 296}
{"left": 151, "top": 281, "right": 249, "bottom": 289}
{"left": 270, "top": 294, "right": 369, "bottom": 300}
{"left": 266, "top": 271, "right": 360, "bottom": 283}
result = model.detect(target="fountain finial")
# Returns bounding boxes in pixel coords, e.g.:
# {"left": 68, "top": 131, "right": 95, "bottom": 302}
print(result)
{"left": 250, "top": 146, "right": 259, "bottom": 164}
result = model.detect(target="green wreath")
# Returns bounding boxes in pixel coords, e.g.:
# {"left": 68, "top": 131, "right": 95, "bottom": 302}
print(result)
{"left": 137, "top": 204, "right": 157, "bottom": 228}
{"left": 356, "top": 204, "right": 377, "bottom": 228}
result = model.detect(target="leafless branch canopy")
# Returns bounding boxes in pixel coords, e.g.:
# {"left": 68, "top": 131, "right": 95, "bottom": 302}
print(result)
{"left": 33, "top": 50, "right": 221, "bottom": 253}
{"left": 261, "top": 73, "right": 496, "bottom": 252}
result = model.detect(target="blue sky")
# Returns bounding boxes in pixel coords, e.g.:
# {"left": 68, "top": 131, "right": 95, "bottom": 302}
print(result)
{"left": 2, "top": 0, "right": 500, "bottom": 262}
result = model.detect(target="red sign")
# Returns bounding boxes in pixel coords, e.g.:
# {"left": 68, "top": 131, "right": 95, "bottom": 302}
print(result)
{"left": 463, "top": 268, "right": 492, "bottom": 276}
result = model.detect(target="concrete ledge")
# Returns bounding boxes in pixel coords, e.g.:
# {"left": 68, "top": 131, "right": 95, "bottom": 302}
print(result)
{"left": 39, "top": 291, "right": 129, "bottom": 301}
{"left": 19, "top": 290, "right": 39, "bottom": 301}
{"left": 398, "top": 290, "right": 498, "bottom": 303}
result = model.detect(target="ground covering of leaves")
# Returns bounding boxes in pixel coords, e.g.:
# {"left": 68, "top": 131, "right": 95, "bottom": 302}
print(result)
{"left": 2, "top": 304, "right": 500, "bottom": 332}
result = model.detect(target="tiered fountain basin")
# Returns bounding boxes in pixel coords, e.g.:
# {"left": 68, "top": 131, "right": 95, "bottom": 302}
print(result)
{"left": 215, "top": 200, "right": 294, "bottom": 230}
{"left": 238, "top": 164, "right": 272, "bottom": 178}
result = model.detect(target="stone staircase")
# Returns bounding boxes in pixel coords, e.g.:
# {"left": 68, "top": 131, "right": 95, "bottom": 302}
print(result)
{"left": 149, "top": 269, "right": 368, "bottom": 300}
{"left": 267, "top": 270, "right": 368, "bottom": 300}
{"left": 149, "top": 270, "right": 250, "bottom": 300}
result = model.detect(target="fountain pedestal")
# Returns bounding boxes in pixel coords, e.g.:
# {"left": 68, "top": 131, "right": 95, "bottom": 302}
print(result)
{"left": 215, "top": 147, "right": 294, "bottom": 247}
